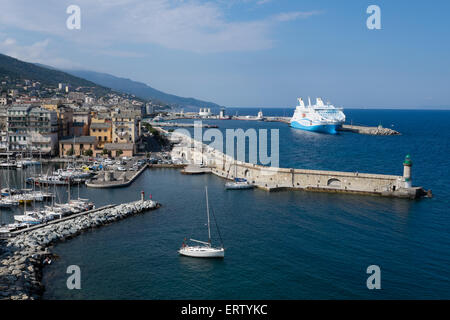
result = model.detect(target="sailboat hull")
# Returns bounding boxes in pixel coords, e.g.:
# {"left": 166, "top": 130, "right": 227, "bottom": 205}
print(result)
{"left": 178, "top": 246, "right": 225, "bottom": 258}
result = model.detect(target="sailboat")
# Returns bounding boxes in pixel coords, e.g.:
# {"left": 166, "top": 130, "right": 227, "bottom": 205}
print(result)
{"left": 178, "top": 187, "right": 225, "bottom": 258}
{"left": 225, "top": 160, "right": 254, "bottom": 190}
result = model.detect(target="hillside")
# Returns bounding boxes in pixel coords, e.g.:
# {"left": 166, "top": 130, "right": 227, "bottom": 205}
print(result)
{"left": 67, "top": 70, "right": 221, "bottom": 108}
{"left": 0, "top": 53, "right": 111, "bottom": 97}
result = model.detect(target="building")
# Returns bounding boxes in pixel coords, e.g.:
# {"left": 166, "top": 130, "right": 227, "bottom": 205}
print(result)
{"left": 0, "top": 106, "right": 8, "bottom": 130}
{"left": 42, "top": 102, "right": 74, "bottom": 138}
{"left": 111, "top": 111, "right": 139, "bottom": 144}
{"left": 199, "top": 108, "right": 212, "bottom": 117}
{"left": 104, "top": 143, "right": 135, "bottom": 157}
{"left": 90, "top": 122, "right": 112, "bottom": 149}
{"left": 7, "top": 105, "right": 58, "bottom": 155}
{"left": 0, "top": 97, "right": 10, "bottom": 105}
{"left": 72, "top": 122, "right": 86, "bottom": 137}
{"left": 73, "top": 110, "right": 91, "bottom": 136}
{"left": 59, "top": 136, "right": 98, "bottom": 157}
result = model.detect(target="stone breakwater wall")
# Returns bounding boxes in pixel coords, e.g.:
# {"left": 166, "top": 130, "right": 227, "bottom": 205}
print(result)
{"left": 0, "top": 200, "right": 159, "bottom": 300}
{"left": 169, "top": 131, "right": 425, "bottom": 199}
{"left": 339, "top": 124, "right": 400, "bottom": 135}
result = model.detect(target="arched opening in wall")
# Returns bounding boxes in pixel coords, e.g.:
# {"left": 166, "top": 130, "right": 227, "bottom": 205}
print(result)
{"left": 244, "top": 169, "right": 250, "bottom": 178}
{"left": 181, "top": 152, "right": 186, "bottom": 160}
{"left": 327, "top": 178, "right": 341, "bottom": 187}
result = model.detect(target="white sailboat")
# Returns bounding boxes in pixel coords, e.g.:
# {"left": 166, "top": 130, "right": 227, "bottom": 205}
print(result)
{"left": 179, "top": 187, "right": 224, "bottom": 258}
{"left": 225, "top": 160, "right": 254, "bottom": 190}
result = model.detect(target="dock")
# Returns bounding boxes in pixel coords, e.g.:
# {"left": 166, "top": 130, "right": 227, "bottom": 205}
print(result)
{"left": 85, "top": 163, "right": 148, "bottom": 188}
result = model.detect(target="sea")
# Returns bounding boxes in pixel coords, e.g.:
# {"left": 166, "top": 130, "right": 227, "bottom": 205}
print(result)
{"left": 1, "top": 108, "right": 449, "bottom": 299}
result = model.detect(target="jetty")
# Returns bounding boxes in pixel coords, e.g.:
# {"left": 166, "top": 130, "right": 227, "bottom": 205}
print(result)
{"left": 0, "top": 198, "right": 160, "bottom": 300}
{"left": 85, "top": 163, "right": 148, "bottom": 188}
{"left": 169, "top": 131, "right": 429, "bottom": 199}
{"left": 338, "top": 124, "right": 400, "bottom": 135}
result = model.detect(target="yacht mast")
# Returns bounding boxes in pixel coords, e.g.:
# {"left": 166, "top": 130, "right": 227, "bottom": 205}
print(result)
{"left": 206, "top": 186, "right": 211, "bottom": 244}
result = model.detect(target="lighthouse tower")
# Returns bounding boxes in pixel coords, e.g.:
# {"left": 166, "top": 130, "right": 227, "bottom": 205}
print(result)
{"left": 403, "top": 154, "right": 413, "bottom": 188}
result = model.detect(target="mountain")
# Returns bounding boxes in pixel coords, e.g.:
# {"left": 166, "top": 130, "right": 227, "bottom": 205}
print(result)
{"left": 67, "top": 69, "right": 221, "bottom": 108}
{"left": 0, "top": 53, "right": 111, "bottom": 96}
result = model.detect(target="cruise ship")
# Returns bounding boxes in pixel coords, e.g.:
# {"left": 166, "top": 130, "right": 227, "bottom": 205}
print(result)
{"left": 290, "top": 97, "right": 346, "bottom": 134}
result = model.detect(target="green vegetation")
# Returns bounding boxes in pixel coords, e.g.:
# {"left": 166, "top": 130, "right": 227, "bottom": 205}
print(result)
{"left": 66, "top": 147, "right": 74, "bottom": 156}
{"left": 0, "top": 53, "right": 112, "bottom": 97}
{"left": 83, "top": 149, "right": 93, "bottom": 157}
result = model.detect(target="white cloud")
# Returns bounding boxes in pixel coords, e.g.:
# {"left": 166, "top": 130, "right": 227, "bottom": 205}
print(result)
{"left": 0, "top": 36, "right": 80, "bottom": 68}
{"left": 0, "top": 0, "right": 320, "bottom": 54}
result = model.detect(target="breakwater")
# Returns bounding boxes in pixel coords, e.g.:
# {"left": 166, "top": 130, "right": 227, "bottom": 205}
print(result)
{"left": 169, "top": 131, "right": 428, "bottom": 199}
{"left": 0, "top": 199, "right": 159, "bottom": 300}
{"left": 339, "top": 124, "right": 400, "bottom": 135}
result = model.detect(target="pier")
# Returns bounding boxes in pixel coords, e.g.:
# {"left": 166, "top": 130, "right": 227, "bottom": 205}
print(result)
{"left": 85, "top": 163, "right": 149, "bottom": 188}
{"left": 169, "top": 131, "right": 428, "bottom": 199}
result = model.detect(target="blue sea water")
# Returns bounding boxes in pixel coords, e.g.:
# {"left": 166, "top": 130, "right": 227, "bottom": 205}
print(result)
{"left": 22, "top": 108, "right": 450, "bottom": 299}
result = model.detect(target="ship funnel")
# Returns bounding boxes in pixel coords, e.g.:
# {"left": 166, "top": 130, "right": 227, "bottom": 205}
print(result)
{"left": 297, "top": 98, "right": 305, "bottom": 107}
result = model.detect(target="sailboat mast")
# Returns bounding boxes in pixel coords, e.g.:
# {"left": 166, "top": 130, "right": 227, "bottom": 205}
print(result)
{"left": 206, "top": 186, "right": 211, "bottom": 243}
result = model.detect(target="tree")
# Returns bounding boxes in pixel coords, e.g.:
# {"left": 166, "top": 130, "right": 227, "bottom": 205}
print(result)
{"left": 117, "top": 149, "right": 123, "bottom": 156}
{"left": 66, "top": 147, "right": 74, "bottom": 156}
{"left": 83, "top": 149, "right": 93, "bottom": 157}
{"left": 102, "top": 148, "right": 109, "bottom": 155}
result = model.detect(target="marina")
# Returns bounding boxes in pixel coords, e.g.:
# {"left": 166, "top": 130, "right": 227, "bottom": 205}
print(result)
{"left": 0, "top": 198, "right": 160, "bottom": 299}
{"left": 0, "top": 109, "right": 447, "bottom": 300}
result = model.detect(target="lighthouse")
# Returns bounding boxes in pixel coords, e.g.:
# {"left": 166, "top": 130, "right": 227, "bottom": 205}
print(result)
{"left": 403, "top": 154, "right": 413, "bottom": 188}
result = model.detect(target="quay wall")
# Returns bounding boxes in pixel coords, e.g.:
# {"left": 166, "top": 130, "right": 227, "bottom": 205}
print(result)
{"left": 170, "top": 131, "right": 423, "bottom": 198}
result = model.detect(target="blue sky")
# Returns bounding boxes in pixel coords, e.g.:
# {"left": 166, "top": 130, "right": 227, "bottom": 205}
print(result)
{"left": 0, "top": 0, "right": 449, "bottom": 108}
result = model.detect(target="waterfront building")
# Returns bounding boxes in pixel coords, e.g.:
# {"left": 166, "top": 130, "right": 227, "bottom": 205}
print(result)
{"left": 199, "top": 108, "right": 212, "bottom": 117}
{"left": 90, "top": 122, "right": 112, "bottom": 149}
{"left": 7, "top": 104, "right": 58, "bottom": 155}
{"left": 103, "top": 142, "right": 135, "bottom": 157}
{"left": 73, "top": 110, "right": 91, "bottom": 136}
{"left": 42, "top": 102, "right": 74, "bottom": 138}
{"left": 111, "top": 111, "right": 139, "bottom": 144}
{"left": 59, "top": 136, "right": 98, "bottom": 157}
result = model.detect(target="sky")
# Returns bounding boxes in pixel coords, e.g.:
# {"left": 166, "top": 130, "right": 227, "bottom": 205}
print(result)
{"left": 0, "top": 0, "right": 449, "bottom": 109}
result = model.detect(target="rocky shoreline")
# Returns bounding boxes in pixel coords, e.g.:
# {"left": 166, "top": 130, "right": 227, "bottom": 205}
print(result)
{"left": 0, "top": 200, "right": 159, "bottom": 300}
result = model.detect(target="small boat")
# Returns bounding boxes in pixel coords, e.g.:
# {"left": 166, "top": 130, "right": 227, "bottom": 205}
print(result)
{"left": 0, "top": 198, "right": 20, "bottom": 208}
{"left": 225, "top": 161, "right": 254, "bottom": 190}
{"left": 225, "top": 178, "right": 254, "bottom": 190}
{"left": 179, "top": 187, "right": 224, "bottom": 258}
{"left": 14, "top": 211, "right": 44, "bottom": 224}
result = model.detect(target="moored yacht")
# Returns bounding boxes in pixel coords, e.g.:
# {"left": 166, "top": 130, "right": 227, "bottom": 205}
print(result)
{"left": 179, "top": 187, "right": 225, "bottom": 258}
